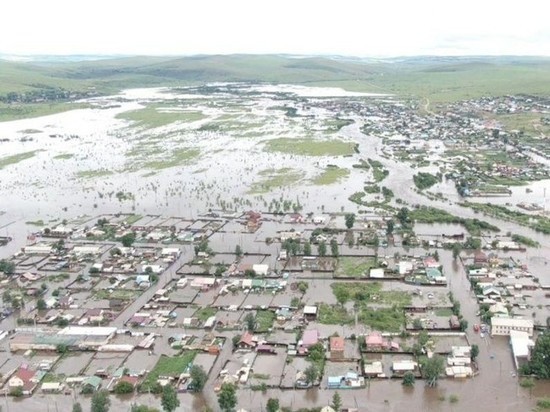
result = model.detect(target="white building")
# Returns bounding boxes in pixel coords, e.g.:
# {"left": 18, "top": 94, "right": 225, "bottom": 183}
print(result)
{"left": 491, "top": 317, "right": 534, "bottom": 337}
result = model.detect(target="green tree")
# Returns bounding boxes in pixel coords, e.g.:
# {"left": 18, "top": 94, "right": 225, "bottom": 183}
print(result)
{"left": 386, "top": 219, "right": 394, "bottom": 235}
{"left": 303, "top": 241, "right": 312, "bottom": 256}
{"left": 470, "top": 344, "right": 479, "bottom": 360}
{"left": 235, "top": 245, "right": 243, "bottom": 257}
{"left": 217, "top": 383, "right": 237, "bottom": 412}
{"left": 244, "top": 312, "right": 255, "bottom": 331}
{"left": 307, "top": 343, "right": 325, "bottom": 362}
{"left": 244, "top": 269, "right": 256, "bottom": 277}
{"left": 0, "top": 260, "right": 15, "bottom": 275}
{"left": 317, "top": 241, "right": 327, "bottom": 257}
{"left": 36, "top": 298, "right": 47, "bottom": 310}
{"left": 190, "top": 365, "right": 208, "bottom": 392}
{"left": 304, "top": 364, "right": 319, "bottom": 385}
{"left": 161, "top": 385, "right": 180, "bottom": 412}
{"left": 421, "top": 356, "right": 445, "bottom": 387}
{"left": 131, "top": 405, "right": 160, "bottom": 412}
{"left": 72, "top": 403, "right": 83, "bottom": 412}
{"left": 113, "top": 381, "right": 134, "bottom": 394}
{"left": 402, "top": 371, "right": 415, "bottom": 386}
{"left": 266, "top": 398, "right": 280, "bottom": 412}
{"left": 91, "top": 390, "right": 111, "bottom": 412}
{"left": 9, "top": 386, "right": 23, "bottom": 397}
{"left": 520, "top": 333, "right": 550, "bottom": 378}
{"left": 452, "top": 243, "right": 462, "bottom": 260}
{"left": 330, "top": 239, "right": 339, "bottom": 257}
{"left": 331, "top": 391, "right": 342, "bottom": 411}
{"left": 120, "top": 232, "right": 136, "bottom": 247}
{"left": 396, "top": 207, "right": 410, "bottom": 227}
{"left": 345, "top": 213, "right": 356, "bottom": 229}
{"left": 334, "top": 288, "right": 350, "bottom": 306}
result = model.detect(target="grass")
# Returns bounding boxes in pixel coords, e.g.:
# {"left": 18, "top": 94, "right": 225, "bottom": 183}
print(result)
{"left": 194, "top": 307, "right": 217, "bottom": 321}
{"left": 367, "top": 159, "right": 389, "bottom": 183}
{"left": 334, "top": 257, "right": 378, "bottom": 278}
{"left": 435, "top": 308, "right": 454, "bottom": 316}
{"left": 123, "top": 214, "right": 143, "bottom": 225}
{"left": 76, "top": 169, "right": 114, "bottom": 179}
{"left": 53, "top": 153, "right": 74, "bottom": 160}
{"left": 249, "top": 168, "right": 304, "bottom": 194}
{"left": 143, "top": 148, "right": 200, "bottom": 170}
{"left": 140, "top": 352, "right": 196, "bottom": 391}
{"left": 116, "top": 105, "right": 205, "bottom": 129}
{"left": 26, "top": 220, "right": 45, "bottom": 226}
{"left": 0, "top": 150, "right": 40, "bottom": 169}
{"left": 255, "top": 310, "right": 276, "bottom": 331}
{"left": 93, "top": 289, "right": 138, "bottom": 301}
{"left": 263, "top": 137, "right": 356, "bottom": 156}
{"left": 358, "top": 307, "right": 404, "bottom": 332}
{"left": 331, "top": 282, "right": 412, "bottom": 307}
{"left": 462, "top": 202, "right": 550, "bottom": 235}
{"left": 410, "top": 206, "right": 500, "bottom": 236}
{"left": 318, "top": 303, "right": 354, "bottom": 325}
{"left": 0, "top": 102, "right": 90, "bottom": 122}
{"left": 311, "top": 166, "right": 349, "bottom": 185}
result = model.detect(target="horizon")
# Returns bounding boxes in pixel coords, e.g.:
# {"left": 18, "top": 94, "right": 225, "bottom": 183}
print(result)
{"left": 3, "top": 0, "right": 550, "bottom": 57}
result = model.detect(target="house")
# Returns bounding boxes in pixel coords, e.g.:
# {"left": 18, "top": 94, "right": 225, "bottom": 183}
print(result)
{"left": 445, "top": 365, "right": 473, "bottom": 378}
{"left": 482, "top": 285, "right": 501, "bottom": 299}
{"left": 58, "top": 295, "right": 74, "bottom": 309}
{"left": 238, "top": 331, "right": 256, "bottom": 350}
{"left": 365, "top": 332, "right": 385, "bottom": 351}
{"left": 397, "top": 261, "right": 414, "bottom": 275}
{"left": 474, "top": 251, "right": 488, "bottom": 266}
{"left": 363, "top": 361, "right": 384, "bottom": 377}
{"left": 423, "top": 256, "right": 439, "bottom": 268}
{"left": 330, "top": 336, "right": 345, "bottom": 360}
{"left": 491, "top": 317, "right": 534, "bottom": 337}
{"left": 252, "top": 264, "right": 269, "bottom": 276}
{"left": 392, "top": 360, "right": 418, "bottom": 375}
{"left": 256, "top": 344, "right": 276, "bottom": 354}
{"left": 8, "top": 366, "right": 40, "bottom": 395}
{"left": 449, "top": 315, "right": 460, "bottom": 330}
{"left": 135, "top": 275, "right": 151, "bottom": 288}
{"left": 303, "top": 305, "right": 318, "bottom": 320}
{"left": 81, "top": 375, "right": 102, "bottom": 392}
{"left": 299, "top": 329, "right": 319, "bottom": 354}
{"left": 327, "top": 371, "right": 364, "bottom": 389}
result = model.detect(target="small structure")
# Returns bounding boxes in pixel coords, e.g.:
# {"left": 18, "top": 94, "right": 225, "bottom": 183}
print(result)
{"left": 299, "top": 329, "right": 319, "bottom": 354}
{"left": 303, "top": 305, "right": 318, "bottom": 320}
{"left": 330, "top": 336, "right": 345, "bottom": 360}
{"left": 369, "top": 268, "right": 384, "bottom": 279}
{"left": 238, "top": 331, "right": 256, "bottom": 350}
{"left": 81, "top": 376, "right": 102, "bottom": 392}
{"left": 365, "top": 332, "right": 385, "bottom": 351}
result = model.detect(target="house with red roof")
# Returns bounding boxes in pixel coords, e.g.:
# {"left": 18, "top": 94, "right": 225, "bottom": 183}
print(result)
{"left": 8, "top": 365, "right": 40, "bottom": 395}
{"left": 330, "top": 336, "right": 345, "bottom": 360}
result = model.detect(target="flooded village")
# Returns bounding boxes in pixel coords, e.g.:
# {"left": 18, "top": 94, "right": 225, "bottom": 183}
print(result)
{"left": 0, "top": 84, "right": 549, "bottom": 411}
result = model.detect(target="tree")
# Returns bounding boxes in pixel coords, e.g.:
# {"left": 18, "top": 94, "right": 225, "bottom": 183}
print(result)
{"left": 330, "top": 239, "right": 339, "bottom": 257}
{"left": 72, "top": 402, "right": 83, "bottom": 412}
{"left": 232, "top": 335, "right": 240, "bottom": 349}
{"left": 307, "top": 343, "right": 325, "bottom": 362}
{"left": 113, "top": 380, "right": 134, "bottom": 394}
{"left": 161, "top": 385, "right": 180, "bottom": 412}
{"left": 36, "top": 298, "right": 47, "bottom": 310}
{"left": 421, "top": 356, "right": 445, "bottom": 387}
{"left": 244, "top": 269, "right": 256, "bottom": 277}
{"left": 459, "top": 319, "right": 468, "bottom": 331}
{"left": 386, "top": 219, "right": 394, "bottom": 235}
{"left": 412, "top": 318, "right": 423, "bottom": 330}
{"left": 452, "top": 243, "right": 462, "bottom": 260}
{"left": 217, "top": 383, "right": 237, "bottom": 412}
{"left": 334, "top": 288, "right": 350, "bottom": 306}
{"left": 304, "top": 364, "right": 318, "bottom": 385}
{"left": 266, "top": 398, "right": 280, "bottom": 412}
{"left": 317, "top": 241, "right": 327, "bottom": 257}
{"left": 120, "top": 232, "right": 136, "bottom": 247}
{"left": 345, "top": 213, "right": 356, "bottom": 229}
{"left": 402, "top": 371, "right": 415, "bottom": 387}
{"left": 91, "top": 390, "right": 111, "bottom": 412}
{"left": 244, "top": 312, "right": 255, "bottom": 331}
{"left": 396, "top": 207, "right": 410, "bottom": 227}
{"left": 235, "top": 245, "right": 243, "bottom": 257}
{"left": 131, "top": 405, "right": 160, "bottom": 412}
{"left": 470, "top": 344, "right": 479, "bottom": 360}
{"left": 331, "top": 392, "right": 342, "bottom": 411}
{"left": 0, "top": 260, "right": 15, "bottom": 275}
{"left": 520, "top": 333, "right": 550, "bottom": 378}
{"left": 190, "top": 365, "right": 208, "bottom": 392}
{"left": 303, "top": 241, "right": 312, "bottom": 256}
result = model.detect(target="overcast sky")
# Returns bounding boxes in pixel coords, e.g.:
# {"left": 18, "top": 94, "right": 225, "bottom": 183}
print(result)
{"left": 2, "top": 0, "right": 550, "bottom": 57}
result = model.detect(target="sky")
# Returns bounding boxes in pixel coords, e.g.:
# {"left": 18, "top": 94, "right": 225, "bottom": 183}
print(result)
{"left": 2, "top": 0, "right": 550, "bottom": 57}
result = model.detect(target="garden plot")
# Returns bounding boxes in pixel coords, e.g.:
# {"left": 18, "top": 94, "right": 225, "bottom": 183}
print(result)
{"left": 249, "top": 347, "right": 287, "bottom": 387}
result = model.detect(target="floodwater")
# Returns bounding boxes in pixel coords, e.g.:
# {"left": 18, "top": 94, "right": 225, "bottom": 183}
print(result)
{"left": 1, "top": 84, "right": 550, "bottom": 411}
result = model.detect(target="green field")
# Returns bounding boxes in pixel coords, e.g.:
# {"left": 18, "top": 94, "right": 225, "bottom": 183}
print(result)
{"left": 311, "top": 166, "right": 349, "bottom": 185}
{"left": 53, "top": 153, "right": 74, "bottom": 160}
{"left": 116, "top": 105, "right": 205, "bottom": 129}
{"left": 264, "top": 138, "right": 356, "bottom": 156}
{"left": 334, "top": 257, "right": 378, "bottom": 278}
{"left": 0, "top": 150, "right": 40, "bottom": 169}
{"left": 249, "top": 168, "right": 304, "bottom": 194}
{"left": 141, "top": 148, "right": 201, "bottom": 170}
{"left": 76, "top": 169, "right": 114, "bottom": 179}
{"left": 140, "top": 352, "right": 196, "bottom": 391}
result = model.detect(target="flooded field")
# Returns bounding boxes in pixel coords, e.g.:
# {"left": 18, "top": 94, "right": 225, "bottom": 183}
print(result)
{"left": 0, "top": 84, "right": 549, "bottom": 412}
